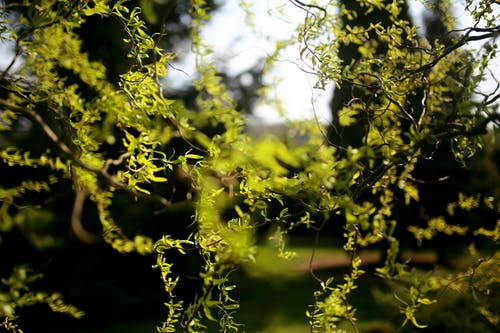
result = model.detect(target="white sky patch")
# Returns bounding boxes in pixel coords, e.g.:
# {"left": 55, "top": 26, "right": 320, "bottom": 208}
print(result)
{"left": 218, "top": 0, "right": 335, "bottom": 124}
{"left": 0, "top": 33, "right": 21, "bottom": 73}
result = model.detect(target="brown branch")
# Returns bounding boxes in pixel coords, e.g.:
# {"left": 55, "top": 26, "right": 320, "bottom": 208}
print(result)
{"left": 167, "top": 114, "right": 207, "bottom": 153}
{"left": 103, "top": 152, "right": 131, "bottom": 172}
{"left": 444, "top": 114, "right": 500, "bottom": 137}
{"left": 0, "top": 98, "right": 75, "bottom": 157}
{"left": 0, "top": 39, "right": 23, "bottom": 81}
{"left": 411, "top": 26, "right": 500, "bottom": 74}
{"left": 289, "top": 0, "right": 327, "bottom": 20}
{"left": 71, "top": 183, "right": 98, "bottom": 244}
{"left": 358, "top": 114, "right": 500, "bottom": 196}
{"left": 485, "top": 92, "right": 500, "bottom": 106}
{"left": 0, "top": 98, "right": 182, "bottom": 209}
{"left": 352, "top": 161, "right": 393, "bottom": 201}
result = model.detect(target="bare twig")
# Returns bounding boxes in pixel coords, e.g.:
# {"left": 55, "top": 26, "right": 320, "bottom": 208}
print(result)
{"left": 0, "top": 39, "right": 23, "bottom": 81}
{"left": 70, "top": 181, "right": 97, "bottom": 244}
{"left": 410, "top": 26, "right": 500, "bottom": 74}
{"left": 167, "top": 114, "right": 207, "bottom": 153}
{"left": 0, "top": 98, "right": 75, "bottom": 157}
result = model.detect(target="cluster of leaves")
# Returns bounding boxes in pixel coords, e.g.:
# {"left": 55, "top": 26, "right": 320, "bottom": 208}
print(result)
{"left": 293, "top": 0, "right": 499, "bottom": 330}
{"left": 1, "top": 266, "right": 83, "bottom": 333}
{"left": 0, "top": 0, "right": 498, "bottom": 332}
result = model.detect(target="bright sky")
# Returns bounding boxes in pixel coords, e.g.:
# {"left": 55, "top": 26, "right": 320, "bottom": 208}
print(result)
{"left": 166, "top": 0, "right": 336, "bottom": 124}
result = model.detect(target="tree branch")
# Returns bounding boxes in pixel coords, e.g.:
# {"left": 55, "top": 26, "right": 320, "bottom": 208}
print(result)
{"left": 0, "top": 98, "right": 75, "bottom": 157}
{"left": 445, "top": 114, "right": 500, "bottom": 137}
{"left": 71, "top": 184, "right": 97, "bottom": 244}
{"left": 0, "top": 98, "right": 190, "bottom": 210}
{"left": 411, "top": 26, "right": 500, "bottom": 74}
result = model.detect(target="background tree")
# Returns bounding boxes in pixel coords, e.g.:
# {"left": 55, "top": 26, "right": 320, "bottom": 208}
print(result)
{"left": 327, "top": 0, "right": 499, "bottom": 265}
{"left": 1, "top": 0, "right": 499, "bottom": 332}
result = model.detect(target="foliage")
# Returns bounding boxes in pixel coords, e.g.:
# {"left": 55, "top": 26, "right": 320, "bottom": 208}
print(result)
{"left": 1, "top": 266, "right": 84, "bottom": 332}
{"left": 0, "top": 0, "right": 499, "bottom": 332}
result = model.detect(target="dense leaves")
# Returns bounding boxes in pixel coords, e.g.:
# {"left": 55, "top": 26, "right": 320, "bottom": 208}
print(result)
{"left": 0, "top": 0, "right": 498, "bottom": 332}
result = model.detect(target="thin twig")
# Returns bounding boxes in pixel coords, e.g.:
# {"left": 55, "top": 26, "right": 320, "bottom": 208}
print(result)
{"left": 0, "top": 98, "right": 177, "bottom": 208}
{"left": 410, "top": 26, "right": 500, "bottom": 74}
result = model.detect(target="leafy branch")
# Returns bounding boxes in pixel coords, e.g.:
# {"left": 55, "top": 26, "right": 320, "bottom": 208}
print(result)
{"left": 0, "top": 98, "right": 189, "bottom": 209}
{"left": 411, "top": 25, "right": 500, "bottom": 74}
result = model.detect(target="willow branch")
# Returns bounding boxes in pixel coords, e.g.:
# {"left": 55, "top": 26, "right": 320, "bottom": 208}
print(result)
{"left": 0, "top": 98, "right": 189, "bottom": 209}
{"left": 0, "top": 98, "right": 75, "bottom": 157}
{"left": 71, "top": 183, "right": 97, "bottom": 244}
{"left": 441, "top": 114, "right": 500, "bottom": 138}
{"left": 411, "top": 26, "right": 500, "bottom": 74}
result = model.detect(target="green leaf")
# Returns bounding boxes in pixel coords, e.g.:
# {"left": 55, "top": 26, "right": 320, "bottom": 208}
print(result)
{"left": 338, "top": 107, "right": 359, "bottom": 127}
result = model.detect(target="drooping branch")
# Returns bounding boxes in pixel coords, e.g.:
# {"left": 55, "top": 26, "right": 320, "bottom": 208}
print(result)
{"left": 0, "top": 98, "right": 75, "bottom": 157}
{"left": 0, "top": 98, "right": 192, "bottom": 210}
{"left": 71, "top": 182, "right": 97, "bottom": 244}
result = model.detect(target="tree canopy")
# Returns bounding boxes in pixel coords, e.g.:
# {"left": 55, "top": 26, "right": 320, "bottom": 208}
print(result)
{"left": 0, "top": 1, "right": 499, "bottom": 332}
